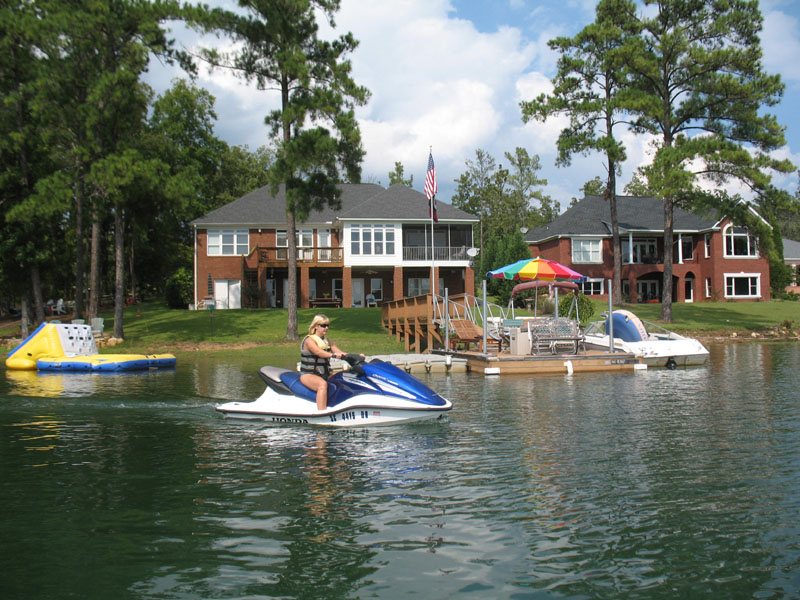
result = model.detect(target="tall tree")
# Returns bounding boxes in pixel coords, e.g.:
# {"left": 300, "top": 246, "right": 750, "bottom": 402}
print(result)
{"left": 196, "top": 0, "right": 369, "bottom": 339}
{"left": 620, "top": 0, "right": 792, "bottom": 321}
{"left": 521, "top": 0, "right": 637, "bottom": 304}
{"left": 388, "top": 161, "right": 413, "bottom": 187}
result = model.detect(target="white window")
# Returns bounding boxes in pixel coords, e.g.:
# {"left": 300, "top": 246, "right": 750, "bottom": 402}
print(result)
{"left": 572, "top": 238, "right": 602, "bottom": 263}
{"left": 351, "top": 224, "right": 395, "bottom": 256}
{"left": 704, "top": 234, "right": 711, "bottom": 258}
{"left": 207, "top": 229, "right": 249, "bottom": 256}
{"left": 408, "top": 277, "right": 443, "bottom": 297}
{"left": 724, "top": 225, "right": 758, "bottom": 257}
{"left": 705, "top": 277, "right": 712, "bottom": 298}
{"left": 578, "top": 278, "right": 604, "bottom": 295}
{"left": 622, "top": 238, "right": 658, "bottom": 264}
{"left": 681, "top": 236, "right": 694, "bottom": 261}
{"left": 724, "top": 273, "right": 760, "bottom": 298}
{"left": 370, "top": 278, "right": 383, "bottom": 301}
{"left": 318, "top": 229, "right": 332, "bottom": 261}
{"left": 296, "top": 229, "right": 313, "bottom": 260}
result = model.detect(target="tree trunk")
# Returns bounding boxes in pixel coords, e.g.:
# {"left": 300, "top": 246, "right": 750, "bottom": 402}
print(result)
{"left": 88, "top": 203, "right": 102, "bottom": 320}
{"left": 281, "top": 74, "right": 299, "bottom": 341}
{"left": 607, "top": 164, "right": 622, "bottom": 305}
{"left": 113, "top": 201, "right": 124, "bottom": 339}
{"left": 661, "top": 195, "right": 674, "bottom": 322}
{"left": 20, "top": 296, "right": 31, "bottom": 338}
{"left": 31, "top": 265, "right": 45, "bottom": 325}
{"left": 74, "top": 175, "right": 86, "bottom": 319}
{"left": 286, "top": 207, "right": 299, "bottom": 340}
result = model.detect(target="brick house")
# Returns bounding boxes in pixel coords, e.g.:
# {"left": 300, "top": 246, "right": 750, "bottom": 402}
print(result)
{"left": 191, "top": 183, "right": 478, "bottom": 309}
{"left": 525, "top": 195, "right": 772, "bottom": 303}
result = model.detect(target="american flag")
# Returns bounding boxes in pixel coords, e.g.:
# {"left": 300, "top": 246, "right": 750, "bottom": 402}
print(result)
{"left": 424, "top": 151, "right": 438, "bottom": 222}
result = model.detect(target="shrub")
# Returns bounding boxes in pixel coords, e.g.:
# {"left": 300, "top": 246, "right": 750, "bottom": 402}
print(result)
{"left": 164, "top": 267, "right": 193, "bottom": 309}
{"left": 558, "top": 292, "right": 595, "bottom": 325}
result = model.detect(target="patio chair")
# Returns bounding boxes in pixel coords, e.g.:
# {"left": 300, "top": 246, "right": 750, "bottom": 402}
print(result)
{"left": 91, "top": 317, "right": 104, "bottom": 337}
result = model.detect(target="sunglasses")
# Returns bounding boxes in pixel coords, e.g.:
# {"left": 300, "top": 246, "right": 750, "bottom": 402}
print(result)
{"left": 318, "top": 323, "right": 330, "bottom": 328}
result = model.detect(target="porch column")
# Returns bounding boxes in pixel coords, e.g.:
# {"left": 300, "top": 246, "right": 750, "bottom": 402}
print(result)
{"left": 628, "top": 276, "right": 637, "bottom": 303}
{"left": 299, "top": 265, "right": 310, "bottom": 308}
{"left": 342, "top": 267, "right": 353, "bottom": 308}
{"left": 393, "top": 266, "right": 404, "bottom": 300}
{"left": 678, "top": 233, "right": 683, "bottom": 264}
{"left": 464, "top": 266, "right": 475, "bottom": 296}
{"left": 628, "top": 232, "right": 633, "bottom": 264}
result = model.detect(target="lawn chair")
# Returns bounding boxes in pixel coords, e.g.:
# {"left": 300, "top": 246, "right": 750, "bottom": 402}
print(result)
{"left": 91, "top": 317, "right": 104, "bottom": 337}
{"left": 448, "top": 319, "right": 482, "bottom": 351}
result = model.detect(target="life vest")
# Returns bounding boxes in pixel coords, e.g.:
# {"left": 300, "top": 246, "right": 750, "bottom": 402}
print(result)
{"left": 300, "top": 334, "right": 331, "bottom": 377}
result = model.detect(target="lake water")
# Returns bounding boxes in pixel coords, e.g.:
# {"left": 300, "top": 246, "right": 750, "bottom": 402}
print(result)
{"left": 1, "top": 343, "right": 798, "bottom": 599}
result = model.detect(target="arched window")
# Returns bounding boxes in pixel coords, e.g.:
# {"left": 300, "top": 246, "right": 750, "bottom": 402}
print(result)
{"left": 723, "top": 225, "right": 758, "bottom": 257}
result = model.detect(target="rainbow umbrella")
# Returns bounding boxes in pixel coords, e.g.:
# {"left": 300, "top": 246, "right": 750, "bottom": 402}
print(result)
{"left": 486, "top": 257, "right": 586, "bottom": 282}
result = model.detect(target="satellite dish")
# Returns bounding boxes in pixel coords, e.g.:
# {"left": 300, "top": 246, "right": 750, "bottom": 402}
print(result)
{"left": 466, "top": 248, "right": 479, "bottom": 257}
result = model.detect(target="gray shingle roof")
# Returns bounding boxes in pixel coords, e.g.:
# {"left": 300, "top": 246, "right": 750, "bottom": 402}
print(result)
{"left": 783, "top": 238, "right": 800, "bottom": 260}
{"left": 191, "top": 183, "right": 477, "bottom": 227}
{"left": 526, "top": 195, "right": 719, "bottom": 242}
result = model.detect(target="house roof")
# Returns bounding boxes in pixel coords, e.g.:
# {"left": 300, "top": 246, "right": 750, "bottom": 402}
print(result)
{"left": 783, "top": 238, "right": 800, "bottom": 261}
{"left": 526, "top": 195, "right": 720, "bottom": 243}
{"left": 191, "top": 183, "right": 478, "bottom": 227}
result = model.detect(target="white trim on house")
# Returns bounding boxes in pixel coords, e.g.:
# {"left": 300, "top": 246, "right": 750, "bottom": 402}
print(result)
{"left": 724, "top": 272, "right": 761, "bottom": 298}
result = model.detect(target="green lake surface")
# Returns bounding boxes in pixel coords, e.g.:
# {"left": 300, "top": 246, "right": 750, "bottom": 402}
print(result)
{"left": 1, "top": 342, "right": 798, "bottom": 599}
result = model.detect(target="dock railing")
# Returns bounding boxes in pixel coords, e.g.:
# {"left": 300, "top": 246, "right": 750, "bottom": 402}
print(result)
{"left": 381, "top": 291, "right": 510, "bottom": 353}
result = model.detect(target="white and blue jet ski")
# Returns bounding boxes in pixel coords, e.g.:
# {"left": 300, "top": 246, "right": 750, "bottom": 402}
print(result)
{"left": 216, "top": 354, "right": 452, "bottom": 426}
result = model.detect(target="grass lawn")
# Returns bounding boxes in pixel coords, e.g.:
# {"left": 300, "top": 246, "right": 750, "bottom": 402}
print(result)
{"left": 1, "top": 298, "right": 797, "bottom": 357}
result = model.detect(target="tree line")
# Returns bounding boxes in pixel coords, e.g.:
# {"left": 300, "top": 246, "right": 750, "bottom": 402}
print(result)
{"left": 522, "top": 0, "right": 799, "bottom": 320}
{"left": 1, "top": 0, "right": 367, "bottom": 340}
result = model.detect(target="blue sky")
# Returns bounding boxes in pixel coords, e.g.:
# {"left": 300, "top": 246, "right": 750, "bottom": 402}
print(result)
{"left": 146, "top": 0, "right": 800, "bottom": 209}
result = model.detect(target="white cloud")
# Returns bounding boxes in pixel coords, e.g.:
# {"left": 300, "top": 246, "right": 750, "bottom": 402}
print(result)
{"left": 762, "top": 10, "right": 800, "bottom": 85}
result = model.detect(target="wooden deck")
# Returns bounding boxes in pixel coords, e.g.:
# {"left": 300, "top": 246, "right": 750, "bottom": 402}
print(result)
{"left": 433, "top": 348, "right": 645, "bottom": 375}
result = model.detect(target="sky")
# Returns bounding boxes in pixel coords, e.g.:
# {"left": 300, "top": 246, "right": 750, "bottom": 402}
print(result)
{"left": 145, "top": 0, "right": 800, "bottom": 210}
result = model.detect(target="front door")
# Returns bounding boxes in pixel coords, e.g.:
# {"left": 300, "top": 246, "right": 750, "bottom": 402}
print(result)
{"left": 351, "top": 278, "right": 365, "bottom": 307}
{"left": 684, "top": 277, "right": 694, "bottom": 303}
{"left": 266, "top": 279, "right": 276, "bottom": 308}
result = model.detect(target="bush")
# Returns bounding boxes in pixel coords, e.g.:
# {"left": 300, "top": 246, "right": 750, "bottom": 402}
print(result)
{"left": 164, "top": 267, "right": 193, "bottom": 309}
{"left": 558, "top": 292, "right": 595, "bottom": 325}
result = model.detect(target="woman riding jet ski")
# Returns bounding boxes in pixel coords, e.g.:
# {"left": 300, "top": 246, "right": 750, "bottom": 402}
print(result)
{"left": 215, "top": 353, "right": 452, "bottom": 426}
{"left": 216, "top": 314, "right": 451, "bottom": 426}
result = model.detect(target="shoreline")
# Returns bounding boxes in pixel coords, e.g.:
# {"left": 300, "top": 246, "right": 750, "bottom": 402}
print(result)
{"left": 2, "top": 331, "right": 798, "bottom": 357}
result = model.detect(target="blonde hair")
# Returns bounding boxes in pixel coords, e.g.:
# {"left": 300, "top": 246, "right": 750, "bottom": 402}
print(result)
{"left": 308, "top": 314, "right": 330, "bottom": 335}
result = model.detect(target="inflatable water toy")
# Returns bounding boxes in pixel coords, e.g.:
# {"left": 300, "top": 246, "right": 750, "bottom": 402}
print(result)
{"left": 5, "top": 322, "right": 176, "bottom": 371}
{"left": 217, "top": 354, "right": 451, "bottom": 426}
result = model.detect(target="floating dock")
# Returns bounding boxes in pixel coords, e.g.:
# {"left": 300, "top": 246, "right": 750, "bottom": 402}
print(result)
{"left": 438, "top": 349, "right": 646, "bottom": 376}
{"left": 366, "top": 350, "right": 644, "bottom": 376}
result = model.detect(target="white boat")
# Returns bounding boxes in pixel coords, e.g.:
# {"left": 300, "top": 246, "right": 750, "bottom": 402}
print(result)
{"left": 583, "top": 309, "right": 709, "bottom": 367}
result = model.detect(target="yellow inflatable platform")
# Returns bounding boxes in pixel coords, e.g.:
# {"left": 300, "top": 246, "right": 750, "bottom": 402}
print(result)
{"left": 5, "top": 322, "right": 176, "bottom": 372}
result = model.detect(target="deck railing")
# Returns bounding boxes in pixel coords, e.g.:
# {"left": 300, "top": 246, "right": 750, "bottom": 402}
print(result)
{"left": 256, "top": 246, "right": 344, "bottom": 264}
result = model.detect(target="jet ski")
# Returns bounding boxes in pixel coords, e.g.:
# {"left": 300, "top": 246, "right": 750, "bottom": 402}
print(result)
{"left": 216, "top": 354, "right": 452, "bottom": 426}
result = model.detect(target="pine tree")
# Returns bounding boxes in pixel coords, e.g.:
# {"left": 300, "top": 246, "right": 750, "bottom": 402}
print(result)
{"left": 620, "top": 0, "right": 792, "bottom": 321}
{"left": 195, "top": 0, "right": 369, "bottom": 339}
